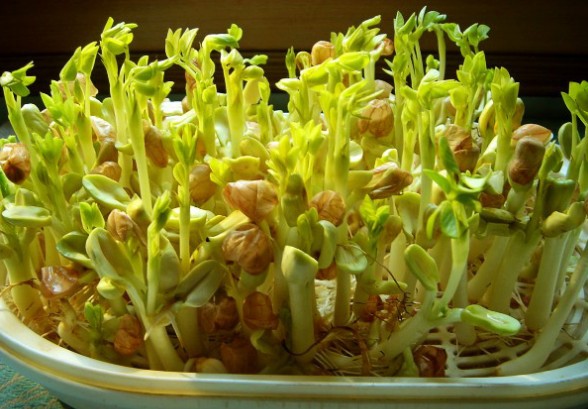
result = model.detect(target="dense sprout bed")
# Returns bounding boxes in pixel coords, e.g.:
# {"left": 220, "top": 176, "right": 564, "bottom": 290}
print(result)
{"left": 1, "top": 8, "right": 588, "bottom": 377}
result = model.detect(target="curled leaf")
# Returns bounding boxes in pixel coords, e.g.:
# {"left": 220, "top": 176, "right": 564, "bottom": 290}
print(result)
{"left": 83, "top": 174, "right": 131, "bottom": 210}
{"left": 174, "top": 260, "right": 227, "bottom": 307}
{"left": 2, "top": 205, "right": 52, "bottom": 228}
{"left": 335, "top": 242, "right": 368, "bottom": 275}
{"left": 461, "top": 304, "right": 521, "bottom": 336}
{"left": 56, "top": 232, "right": 94, "bottom": 268}
{"left": 404, "top": 243, "right": 439, "bottom": 291}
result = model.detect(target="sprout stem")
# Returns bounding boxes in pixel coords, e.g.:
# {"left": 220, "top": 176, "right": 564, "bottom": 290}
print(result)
{"left": 282, "top": 246, "right": 318, "bottom": 362}
{"left": 128, "top": 99, "right": 153, "bottom": 216}
{"left": 435, "top": 231, "right": 469, "bottom": 315}
{"left": 3, "top": 256, "right": 44, "bottom": 321}
{"left": 555, "top": 227, "right": 582, "bottom": 290}
{"left": 223, "top": 65, "right": 245, "bottom": 158}
{"left": 334, "top": 267, "right": 351, "bottom": 326}
{"left": 434, "top": 27, "right": 446, "bottom": 80}
{"left": 417, "top": 113, "right": 434, "bottom": 239}
{"left": 174, "top": 305, "right": 205, "bottom": 357}
{"left": 144, "top": 322, "right": 184, "bottom": 371}
{"left": 487, "top": 230, "right": 540, "bottom": 313}
{"left": 498, "top": 240, "right": 588, "bottom": 375}
{"left": 468, "top": 235, "right": 509, "bottom": 302}
{"left": 525, "top": 233, "right": 568, "bottom": 330}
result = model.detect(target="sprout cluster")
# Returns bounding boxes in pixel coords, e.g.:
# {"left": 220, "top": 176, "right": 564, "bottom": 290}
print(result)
{"left": 1, "top": 9, "right": 588, "bottom": 377}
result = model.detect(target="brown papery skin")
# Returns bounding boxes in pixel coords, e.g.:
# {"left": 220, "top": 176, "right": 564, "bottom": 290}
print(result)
{"left": 91, "top": 161, "right": 122, "bottom": 181}
{"left": 221, "top": 223, "right": 273, "bottom": 275}
{"left": 243, "top": 291, "right": 279, "bottom": 330}
{"left": 413, "top": 345, "right": 447, "bottom": 377}
{"left": 511, "top": 123, "right": 551, "bottom": 146}
{"left": 444, "top": 124, "right": 480, "bottom": 172}
{"left": 107, "top": 209, "right": 136, "bottom": 242}
{"left": 0, "top": 143, "right": 31, "bottom": 184}
{"left": 358, "top": 99, "right": 394, "bottom": 138}
{"left": 223, "top": 180, "right": 278, "bottom": 222}
{"left": 309, "top": 190, "right": 346, "bottom": 226}
{"left": 311, "top": 41, "right": 335, "bottom": 66}
{"left": 143, "top": 122, "right": 169, "bottom": 168}
{"left": 114, "top": 314, "right": 144, "bottom": 356}
{"left": 220, "top": 336, "right": 259, "bottom": 374}
{"left": 199, "top": 295, "right": 240, "bottom": 333}
{"left": 366, "top": 162, "right": 413, "bottom": 199}
{"left": 40, "top": 265, "right": 79, "bottom": 298}
{"left": 189, "top": 164, "right": 217, "bottom": 205}
{"left": 508, "top": 136, "right": 545, "bottom": 187}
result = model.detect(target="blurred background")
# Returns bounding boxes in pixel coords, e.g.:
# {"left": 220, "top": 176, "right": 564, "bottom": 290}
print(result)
{"left": 1, "top": 0, "right": 588, "bottom": 129}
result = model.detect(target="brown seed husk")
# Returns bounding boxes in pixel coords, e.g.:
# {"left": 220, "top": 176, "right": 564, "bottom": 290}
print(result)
{"left": 309, "top": 190, "right": 346, "bottom": 226}
{"left": 198, "top": 295, "right": 240, "bottom": 333}
{"left": 358, "top": 99, "right": 394, "bottom": 138}
{"left": 40, "top": 265, "right": 80, "bottom": 298}
{"left": 444, "top": 124, "right": 480, "bottom": 172}
{"left": 107, "top": 209, "right": 137, "bottom": 242}
{"left": 143, "top": 122, "right": 169, "bottom": 168}
{"left": 220, "top": 336, "right": 258, "bottom": 374}
{"left": 0, "top": 143, "right": 31, "bottom": 184}
{"left": 511, "top": 123, "right": 551, "bottom": 146}
{"left": 378, "top": 37, "right": 394, "bottom": 56}
{"left": 189, "top": 164, "right": 217, "bottom": 205}
{"left": 114, "top": 314, "right": 144, "bottom": 356}
{"left": 91, "top": 161, "right": 122, "bottom": 181}
{"left": 365, "top": 162, "right": 413, "bottom": 199}
{"left": 311, "top": 41, "right": 335, "bottom": 65}
{"left": 91, "top": 116, "right": 116, "bottom": 142}
{"left": 480, "top": 191, "right": 506, "bottom": 209}
{"left": 223, "top": 180, "right": 278, "bottom": 222}
{"left": 96, "top": 138, "right": 119, "bottom": 164}
{"left": 508, "top": 136, "right": 545, "bottom": 187}
{"left": 222, "top": 223, "right": 273, "bottom": 275}
{"left": 413, "top": 345, "right": 447, "bottom": 377}
{"left": 243, "top": 291, "right": 279, "bottom": 330}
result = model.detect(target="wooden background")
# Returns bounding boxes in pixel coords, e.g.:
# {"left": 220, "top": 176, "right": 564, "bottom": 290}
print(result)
{"left": 0, "top": 0, "right": 587, "bottom": 97}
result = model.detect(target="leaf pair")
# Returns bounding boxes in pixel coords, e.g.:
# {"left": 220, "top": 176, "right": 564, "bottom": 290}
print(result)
{"left": 0, "top": 62, "right": 36, "bottom": 97}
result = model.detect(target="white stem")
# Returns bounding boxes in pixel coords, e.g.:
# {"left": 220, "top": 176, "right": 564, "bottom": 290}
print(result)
{"left": 468, "top": 235, "right": 509, "bottom": 302}
{"left": 487, "top": 231, "right": 540, "bottom": 313}
{"left": 334, "top": 268, "right": 351, "bottom": 326}
{"left": 498, "top": 241, "right": 588, "bottom": 375}
{"left": 525, "top": 234, "right": 568, "bottom": 330}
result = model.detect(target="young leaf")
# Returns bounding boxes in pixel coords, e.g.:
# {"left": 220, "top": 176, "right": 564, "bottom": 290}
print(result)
{"left": 56, "top": 231, "right": 94, "bottom": 269}
{"left": 439, "top": 201, "right": 460, "bottom": 238}
{"left": 86, "top": 228, "right": 136, "bottom": 284}
{"left": 438, "top": 136, "right": 460, "bottom": 177}
{"left": 404, "top": 243, "right": 439, "bottom": 291}
{"left": 2, "top": 205, "right": 52, "bottom": 228}
{"left": 79, "top": 202, "right": 105, "bottom": 234}
{"left": 174, "top": 260, "right": 227, "bottom": 307}
{"left": 335, "top": 242, "right": 368, "bottom": 275}
{"left": 423, "top": 169, "right": 453, "bottom": 195}
{"left": 461, "top": 304, "right": 521, "bottom": 336}
{"left": 82, "top": 174, "right": 132, "bottom": 210}
{"left": 1, "top": 62, "right": 36, "bottom": 97}
{"left": 84, "top": 302, "right": 104, "bottom": 332}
